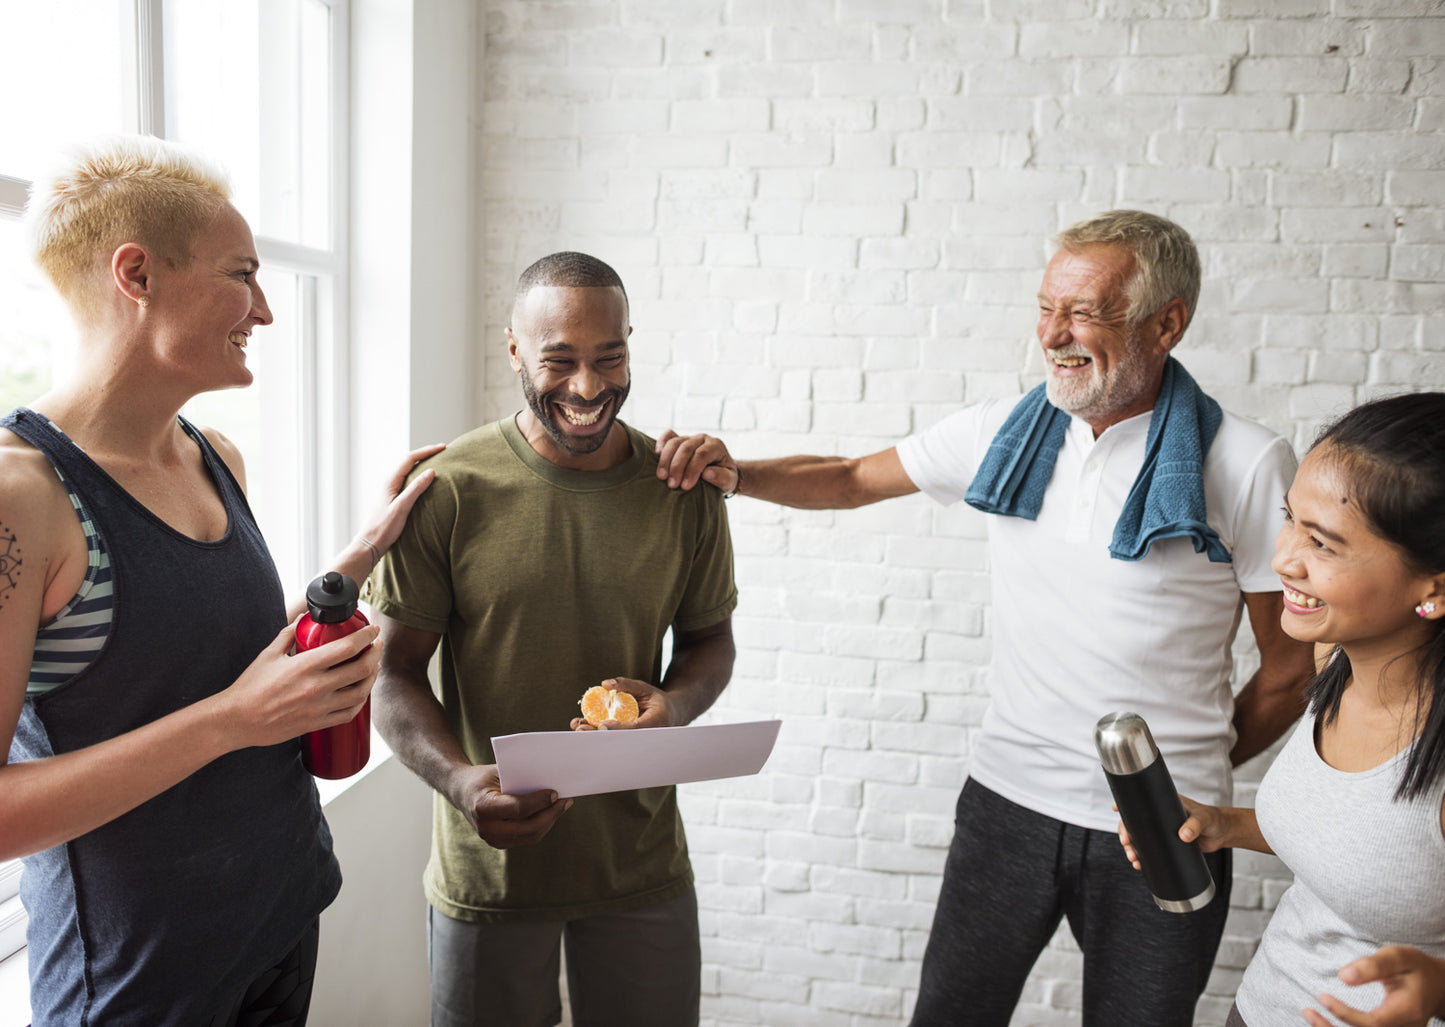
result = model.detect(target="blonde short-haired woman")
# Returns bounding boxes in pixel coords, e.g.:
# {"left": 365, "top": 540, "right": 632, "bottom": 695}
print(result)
{"left": 0, "top": 136, "right": 439, "bottom": 1026}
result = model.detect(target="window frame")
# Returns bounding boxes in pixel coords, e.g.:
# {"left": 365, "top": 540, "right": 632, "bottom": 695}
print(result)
{"left": 0, "top": 862, "right": 22, "bottom": 969}
{"left": 0, "top": 177, "right": 24, "bottom": 218}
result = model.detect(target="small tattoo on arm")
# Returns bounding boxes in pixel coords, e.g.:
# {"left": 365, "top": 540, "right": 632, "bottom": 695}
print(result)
{"left": 0, "top": 521, "right": 23, "bottom": 611}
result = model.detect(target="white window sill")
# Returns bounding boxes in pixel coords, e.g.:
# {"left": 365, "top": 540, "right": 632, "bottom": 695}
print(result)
{"left": 0, "top": 947, "right": 26, "bottom": 1027}
{"left": 313, "top": 730, "right": 393, "bottom": 806}
{"left": 0, "top": 738, "right": 394, "bottom": 1027}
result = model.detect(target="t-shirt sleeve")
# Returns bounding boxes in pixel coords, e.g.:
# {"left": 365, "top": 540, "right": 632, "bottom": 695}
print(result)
{"left": 360, "top": 471, "right": 456, "bottom": 634}
{"left": 672, "top": 489, "right": 739, "bottom": 633}
{"left": 894, "top": 399, "right": 1008, "bottom": 507}
{"left": 1228, "top": 435, "right": 1298, "bottom": 594}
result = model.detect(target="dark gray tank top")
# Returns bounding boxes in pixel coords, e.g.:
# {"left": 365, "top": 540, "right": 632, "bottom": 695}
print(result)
{"left": 3, "top": 407, "right": 341, "bottom": 1026}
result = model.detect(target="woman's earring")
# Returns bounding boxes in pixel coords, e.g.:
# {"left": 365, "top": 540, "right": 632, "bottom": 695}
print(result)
{"left": 138, "top": 296, "right": 150, "bottom": 308}
{"left": 1417, "top": 601, "right": 1437, "bottom": 617}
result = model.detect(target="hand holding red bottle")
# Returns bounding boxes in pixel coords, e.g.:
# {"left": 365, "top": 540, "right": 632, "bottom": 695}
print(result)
{"left": 296, "top": 571, "right": 373, "bottom": 778}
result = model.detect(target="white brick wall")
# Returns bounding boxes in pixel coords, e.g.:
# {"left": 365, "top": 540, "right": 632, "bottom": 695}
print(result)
{"left": 475, "top": 3, "right": 1445, "bottom": 1023}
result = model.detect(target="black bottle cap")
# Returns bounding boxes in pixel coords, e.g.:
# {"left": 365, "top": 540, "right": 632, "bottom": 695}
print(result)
{"left": 305, "top": 571, "right": 360, "bottom": 624}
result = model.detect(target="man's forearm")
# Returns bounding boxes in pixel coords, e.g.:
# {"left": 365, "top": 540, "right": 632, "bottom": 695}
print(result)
{"left": 728, "top": 450, "right": 907, "bottom": 514}
{"left": 1232, "top": 591, "right": 1316, "bottom": 766}
{"left": 737, "top": 456, "right": 863, "bottom": 509}
{"left": 1231, "top": 665, "right": 1311, "bottom": 765}
{"left": 373, "top": 669, "right": 473, "bottom": 800}
{"left": 659, "top": 630, "right": 736, "bottom": 726}
{"left": 738, "top": 448, "right": 916, "bottom": 510}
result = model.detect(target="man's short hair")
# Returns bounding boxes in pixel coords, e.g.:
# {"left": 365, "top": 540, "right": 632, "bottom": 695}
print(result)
{"left": 513, "top": 251, "right": 628, "bottom": 323}
{"left": 27, "top": 135, "right": 232, "bottom": 311}
{"left": 1053, "top": 210, "right": 1201, "bottom": 333}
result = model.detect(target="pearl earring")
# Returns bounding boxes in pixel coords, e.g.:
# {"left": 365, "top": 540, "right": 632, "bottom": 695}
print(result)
{"left": 1418, "top": 601, "right": 1437, "bottom": 617}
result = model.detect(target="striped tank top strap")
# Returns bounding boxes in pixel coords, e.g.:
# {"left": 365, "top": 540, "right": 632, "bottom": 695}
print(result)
{"left": 28, "top": 461, "right": 114, "bottom": 693}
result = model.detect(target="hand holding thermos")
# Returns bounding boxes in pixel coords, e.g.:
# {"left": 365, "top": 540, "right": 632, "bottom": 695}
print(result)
{"left": 1097, "top": 712, "right": 1215, "bottom": 913}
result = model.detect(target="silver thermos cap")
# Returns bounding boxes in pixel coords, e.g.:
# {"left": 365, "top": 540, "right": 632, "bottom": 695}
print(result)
{"left": 1095, "top": 711, "right": 1161, "bottom": 775}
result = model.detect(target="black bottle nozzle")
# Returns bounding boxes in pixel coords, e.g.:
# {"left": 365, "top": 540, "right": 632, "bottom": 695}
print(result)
{"left": 305, "top": 571, "right": 360, "bottom": 624}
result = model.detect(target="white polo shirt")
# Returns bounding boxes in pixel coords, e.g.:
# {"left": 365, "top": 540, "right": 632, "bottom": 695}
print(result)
{"left": 896, "top": 396, "right": 1297, "bottom": 832}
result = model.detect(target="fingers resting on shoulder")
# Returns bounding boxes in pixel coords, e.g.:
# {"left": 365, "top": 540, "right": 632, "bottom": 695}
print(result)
{"left": 359, "top": 443, "right": 448, "bottom": 556}
{"left": 655, "top": 429, "right": 736, "bottom": 493}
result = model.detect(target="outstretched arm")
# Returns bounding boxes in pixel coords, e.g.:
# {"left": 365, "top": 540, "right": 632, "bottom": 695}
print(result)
{"left": 371, "top": 612, "right": 570, "bottom": 848}
{"left": 1231, "top": 590, "right": 1315, "bottom": 766}
{"left": 655, "top": 430, "right": 918, "bottom": 510}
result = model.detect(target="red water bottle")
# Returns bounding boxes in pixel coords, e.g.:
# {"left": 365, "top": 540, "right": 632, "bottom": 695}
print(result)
{"left": 296, "top": 571, "right": 371, "bottom": 779}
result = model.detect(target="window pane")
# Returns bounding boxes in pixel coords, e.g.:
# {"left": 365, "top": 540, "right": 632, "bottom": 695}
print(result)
{"left": 182, "top": 268, "right": 307, "bottom": 595}
{"left": 163, "top": 0, "right": 334, "bottom": 248}
{"left": 0, "top": 217, "right": 76, "bottom": 414}
{"left": 0, "top": 1, "right": 126, "bottom": 180}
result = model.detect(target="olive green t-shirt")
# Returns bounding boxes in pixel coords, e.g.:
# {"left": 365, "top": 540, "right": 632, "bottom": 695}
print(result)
{"left": 363, "top": 416, "right": 738, "bottom": 922}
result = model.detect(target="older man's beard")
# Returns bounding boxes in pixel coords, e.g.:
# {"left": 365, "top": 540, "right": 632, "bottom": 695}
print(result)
{"left": 1045, "top": 329, "right": 1156, "bottom": 425}
{"left": 519, "top": 363, "right": 631, "bottom": 455}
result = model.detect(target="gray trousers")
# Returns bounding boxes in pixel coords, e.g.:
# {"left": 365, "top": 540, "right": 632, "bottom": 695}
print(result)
{"left": 428, "top": 888, "right": 700, "bottom": 1027}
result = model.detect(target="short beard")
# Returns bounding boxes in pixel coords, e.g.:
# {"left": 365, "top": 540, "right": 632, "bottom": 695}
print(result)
{"left": 1045, "top": 329, "right": 1155, "bottom": 424}
{"left": 519, "top": 363, "right": 630, "bottom": 456}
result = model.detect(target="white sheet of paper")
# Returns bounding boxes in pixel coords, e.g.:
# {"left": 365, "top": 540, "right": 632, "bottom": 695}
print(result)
{"left": 493, "top": 719, "right": 782, "bottom": 799}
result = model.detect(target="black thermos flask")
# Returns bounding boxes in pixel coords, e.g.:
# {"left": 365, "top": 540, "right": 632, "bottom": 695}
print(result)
{"left": 1095, "top": 711, "right": 1215, "bottom": 913}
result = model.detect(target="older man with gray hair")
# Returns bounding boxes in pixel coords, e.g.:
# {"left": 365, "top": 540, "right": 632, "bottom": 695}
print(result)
{"left": 657, "top": 210, "right": 1315, "bottom": 1026}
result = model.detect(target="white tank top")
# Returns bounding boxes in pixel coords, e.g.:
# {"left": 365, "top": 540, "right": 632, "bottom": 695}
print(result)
{"left": 1236, "top": 712, "right": 1445, "bottom": 1027}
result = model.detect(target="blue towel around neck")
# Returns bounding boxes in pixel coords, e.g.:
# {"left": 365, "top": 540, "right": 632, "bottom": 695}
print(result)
{"left": 963, "top": 357, "right": 1230, "bottom": 563}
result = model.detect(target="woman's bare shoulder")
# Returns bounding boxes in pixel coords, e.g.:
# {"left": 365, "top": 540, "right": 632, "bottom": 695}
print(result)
{"left": 194, "top": 424, "right": 248, "bottom": 494}
{"left": 0, "top": 427, "right": 70, "bottom": 511}
{"left": 0, "top": 426, "right": 84, "bottom": 582}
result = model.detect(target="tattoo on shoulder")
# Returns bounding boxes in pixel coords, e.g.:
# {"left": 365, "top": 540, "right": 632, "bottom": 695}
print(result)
{"left": 0, "top": 520, "right": 22, "bottom": 610}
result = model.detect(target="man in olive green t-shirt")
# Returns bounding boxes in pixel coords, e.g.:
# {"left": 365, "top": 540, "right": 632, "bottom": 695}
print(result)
{"left": 365, "top": 252, "right": 737, "bottom": 1027}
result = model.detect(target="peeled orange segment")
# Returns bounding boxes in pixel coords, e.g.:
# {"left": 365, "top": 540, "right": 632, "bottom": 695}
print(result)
{"left": 579, "top": 685, "right": 639, "bottom": 726}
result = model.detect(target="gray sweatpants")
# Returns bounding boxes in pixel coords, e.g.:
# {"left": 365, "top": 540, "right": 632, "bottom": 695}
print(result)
{"left": 909, "top": 778, "right": 1232, "bottom": 1027}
